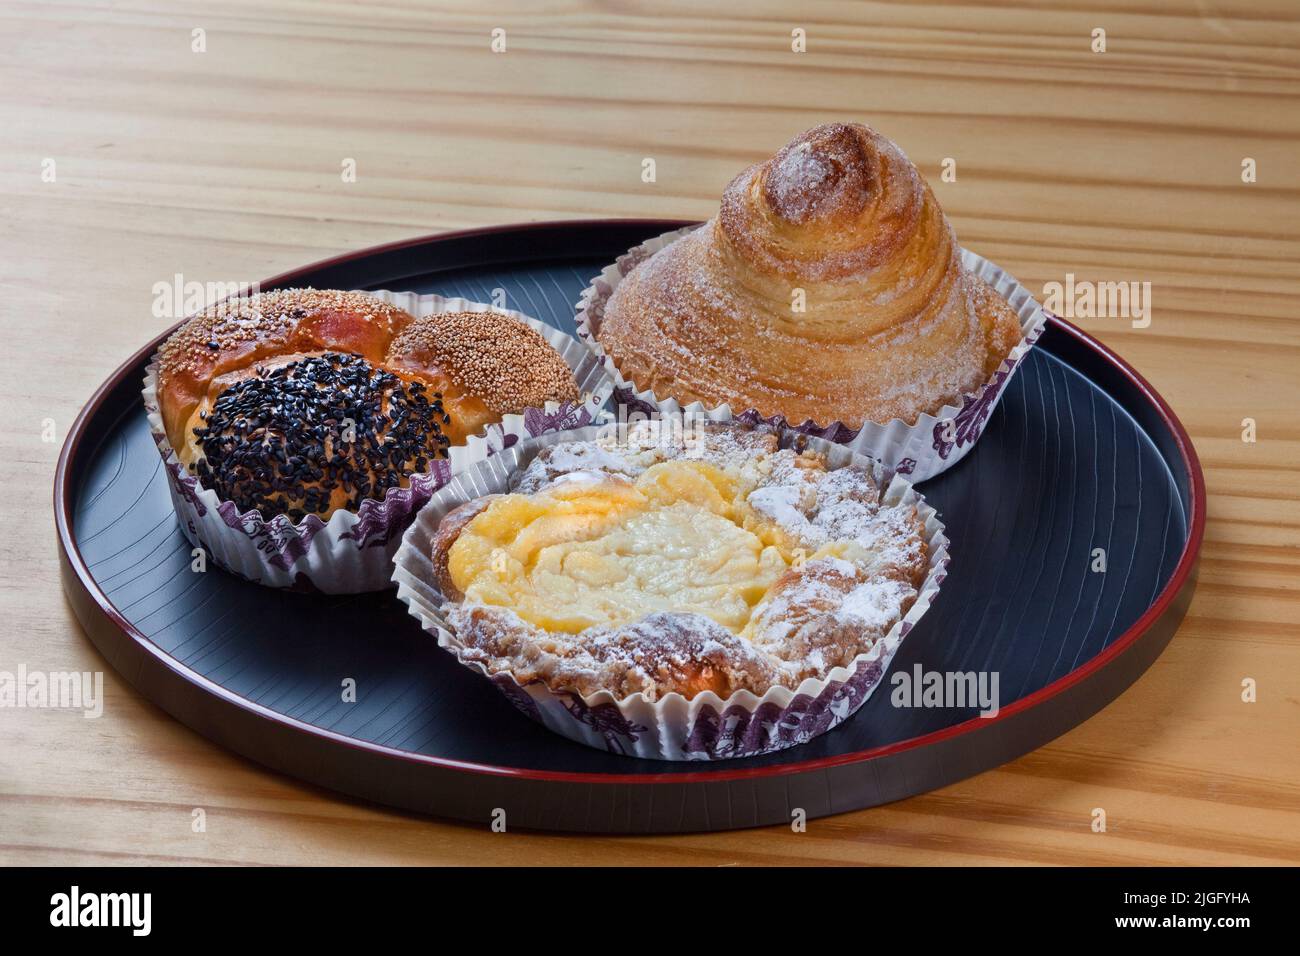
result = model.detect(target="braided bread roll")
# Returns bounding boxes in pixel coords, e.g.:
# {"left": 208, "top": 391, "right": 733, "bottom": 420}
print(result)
{"left": 596, "top": 123, "right": 1022, "bottom": 427}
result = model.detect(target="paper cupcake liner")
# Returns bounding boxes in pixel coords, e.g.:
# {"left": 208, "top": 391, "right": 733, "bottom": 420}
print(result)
{"left": 142, "top": 292, "right": 615, "bottom": 594}
{"left": 574, "top": 224, "right": 1047, "bottom": 483}
{"left": 392, "top": 422, "right": 949, "bottom": 761}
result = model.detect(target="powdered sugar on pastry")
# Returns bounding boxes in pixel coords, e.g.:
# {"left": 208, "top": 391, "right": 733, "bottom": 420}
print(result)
{"left": 594, "top": 123, "right": 1024, "bottom": 427}
{"left": 511, "top": 441, "right": 641, "bottom": 493}
{"left": 437, "top": 421, "right": 928, "bottom": 701}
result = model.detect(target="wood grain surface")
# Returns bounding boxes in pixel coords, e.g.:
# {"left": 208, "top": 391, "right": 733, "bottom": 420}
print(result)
{"left": 1, "top": 0, "right": 1297, "bottom": 866}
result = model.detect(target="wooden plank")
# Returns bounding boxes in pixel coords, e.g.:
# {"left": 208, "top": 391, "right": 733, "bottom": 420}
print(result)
{"left": 1, "top": 0, "right": 1296, "bottom": 865}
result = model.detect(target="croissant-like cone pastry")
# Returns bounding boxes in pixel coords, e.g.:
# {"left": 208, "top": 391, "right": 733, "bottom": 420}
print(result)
{"left": 596, "top": 123, "right": 1023, "bottom": 427}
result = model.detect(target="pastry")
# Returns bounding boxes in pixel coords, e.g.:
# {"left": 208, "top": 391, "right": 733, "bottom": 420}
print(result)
{"left": 431, "top": 421, "right": 929, "bottom": 701}
{"left": 155, "top": 289, "right": 580, "bottom": 522}
{"left": 593, "top": 122, "right": 1023, "bottom": 427}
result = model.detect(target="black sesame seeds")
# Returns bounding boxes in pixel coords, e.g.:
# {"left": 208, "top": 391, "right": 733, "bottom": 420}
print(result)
{"left": 191, "top": 352, "right": 452, "bottom": 521}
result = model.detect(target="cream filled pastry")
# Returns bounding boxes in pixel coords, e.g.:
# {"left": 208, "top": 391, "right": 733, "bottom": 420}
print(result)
{"left": 432, "top": 422, "right": 929, "bottom": 701}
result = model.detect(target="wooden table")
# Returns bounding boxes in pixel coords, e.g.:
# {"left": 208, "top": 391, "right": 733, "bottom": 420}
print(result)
{"left": 2, "top": 0, "right": 1297, "bottom": 866}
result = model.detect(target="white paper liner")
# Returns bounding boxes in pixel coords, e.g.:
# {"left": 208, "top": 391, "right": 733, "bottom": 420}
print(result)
{"left": 574, "top": 225, "right": 1047, "bottom": 483}
{"left": 392, "top": 422, "right": 949, "bottom": 761}
{"left": 141, "top": 292, "right": 615, "bottom": 594}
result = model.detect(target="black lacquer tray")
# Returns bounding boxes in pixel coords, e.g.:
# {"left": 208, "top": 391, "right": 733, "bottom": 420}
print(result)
{"left": 56, "top": 220, "right": 1204, "bottom": 833}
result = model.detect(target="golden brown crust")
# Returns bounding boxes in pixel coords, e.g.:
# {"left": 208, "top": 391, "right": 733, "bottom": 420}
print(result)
{"left": 157, "top": 289, "right": 416, "bottom": 456}
{"left": 596, "top": 122, "right": 1023, "bottom": 427}
{"left": 450, "top": 605, "right": 778, "bottom": 701}
{"left": 387, "top": 311, "right": 579, "bottom": 417}
{"left": 431, "top": 497, "right": 497, "bottom": 600}
{"left": 154, "top": 290, "right": 580, "bottom": 521}
{"left": 972, "top": 276, "right": 1024, "bottom": 380}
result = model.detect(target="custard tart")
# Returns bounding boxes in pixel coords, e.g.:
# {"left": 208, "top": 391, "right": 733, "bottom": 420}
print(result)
{"left": 431, "top": 422, "right": 929, "bottom": 701}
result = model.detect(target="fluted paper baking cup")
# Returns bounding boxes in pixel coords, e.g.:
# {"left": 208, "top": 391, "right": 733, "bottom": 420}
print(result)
{"left": 391, "top": 422, "right": 949, "bottom": 761}
{"left": 575, "top": 225, "right": 1047, "bottom": 483}
{"left": 142, "top": 292, "right": 614, "bottom": 594}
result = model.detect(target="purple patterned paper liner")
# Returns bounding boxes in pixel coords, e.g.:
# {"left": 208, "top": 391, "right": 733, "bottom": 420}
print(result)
{"left": 562, "top": 694, "right": 650, "bottom": 756}
{"left": 341, "top": 465, "right": 447, "bottom": 551}
{"left": 574, "top": 225, "right": 1048, "bottom": 482}
{"left": 734, "top": 408, "right": 862, "bottom": 445}
{"left": 682, "top": 659, "right": 884, "bottom": 760}
{"left": 165, "top": 460, "right": 207, "bottom": 518}
{"left": 933, "top": 370, "right": 1009, "bottom": 459}
{"left": 611, "top": 387, "right": 659, "bottom": 422}
{"left": 491, "top": 673, "right": 543, "bottom": 724}
{"left": 215, "top": 500, "right": 326, "bottom": 571}
{"left": 932, "top": 317, "right": 1045, "bottom": 459}
{"left": 523, "top": 399, "right": 595, "bottom": 436}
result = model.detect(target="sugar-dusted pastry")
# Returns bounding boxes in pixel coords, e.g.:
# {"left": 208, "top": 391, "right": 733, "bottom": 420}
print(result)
{"left": 593, "top": 123, "right": 1023, "bottom": 427}
{"left": 429, "top": 422, "right": 930, "bottom": 701}
{"left": 155, "top": 289, "right": 580, "bottom": 522}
